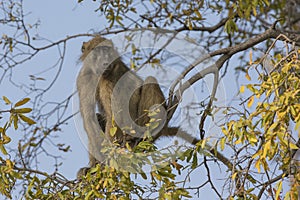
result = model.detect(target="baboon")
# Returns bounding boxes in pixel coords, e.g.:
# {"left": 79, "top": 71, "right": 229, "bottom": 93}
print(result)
{"left": 77, "top": 36, "right": 198, "bottom": 176}
{"left": 77, "top": 37, "right": 114, "bottom": 166}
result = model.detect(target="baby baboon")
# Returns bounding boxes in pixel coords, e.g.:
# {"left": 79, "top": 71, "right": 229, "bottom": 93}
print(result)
{"left": 77, "top": 36, "right": 199, "bottom": 175}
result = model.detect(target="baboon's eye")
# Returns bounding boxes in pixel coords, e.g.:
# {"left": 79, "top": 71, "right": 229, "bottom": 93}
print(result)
{"left": 101, "top": 46, "right": 110, "bottom": 51}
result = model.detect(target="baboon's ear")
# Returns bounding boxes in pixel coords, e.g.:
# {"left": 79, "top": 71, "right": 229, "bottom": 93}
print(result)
{"left": 81, "top": 42, "right": 87, "bottom": 52}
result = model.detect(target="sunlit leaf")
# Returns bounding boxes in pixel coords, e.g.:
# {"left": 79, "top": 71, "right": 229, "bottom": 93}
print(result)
{"left": 18, "top": 114, "right": 36, "bottom": 125}
{"left": 220, "top": 137, "right": 226, "bottom": 150}
{"left": 247, "top": 96, "right": 254, "bottom": 108}
{"left": 240, "top": 85, "right": 245, "bottom": 93}
{"left": 245, "top": 73, "right": 251, "bottom": 81}
{"left": 194, "top": 10, "right": 202, "bottom": 19}
{"left": 14, "top": 98, "right": 30, "bottom": 107}
{"left": 15, "top": 108, "right": 32, "bottom": 113}
{"left": 13, "top": 115, "right": 18, "bottom": 130}
{"left": 0, "top": 144, "right": 8, "bottom": 155}
{"left": 275, "top": 181, "right": 282, "bottom": 200}
{"left": 289, "top": 143, "right": 299, "bottom": 150}
{"left": 3, "top": 134, "right": 11, "bottom": 144}
{"left": 255, "top": 159, "right": 261, "bottom": 173}
{"left": 249, "top": 50, "right": 253, "bottom": 65}
{"left": 110, "top": 127, "right": 117, "bottom": 137}
{"left": 6, "top": 159, "right": 14, "bottom": 169}
{"left": 232, "top": 172, "right": 237, "bottom": 180}
{"left": 2, "top": 96, "right": 11, "bottom": 105}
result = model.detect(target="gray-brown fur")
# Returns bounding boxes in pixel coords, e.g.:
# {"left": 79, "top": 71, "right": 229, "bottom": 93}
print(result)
{"left": 77, "top": 36, "right": 145, "bottom": 171}
{"left": 97, "top": 57, "right": 143, "bottom": 146}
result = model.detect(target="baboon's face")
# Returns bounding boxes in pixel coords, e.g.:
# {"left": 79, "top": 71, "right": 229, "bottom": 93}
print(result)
{"left": 80, "top": 37, "right": 118, "bottom": 76}
{"left": 84, "top": 45, "right": 118, "bottom": 76}
{"left": 94, "top": 45, "right": 115, "bottom": 65}
{"left": 91, "top": 45, "right": 117, "bottom": 75}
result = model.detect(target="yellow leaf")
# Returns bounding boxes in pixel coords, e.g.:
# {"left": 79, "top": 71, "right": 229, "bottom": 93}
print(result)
{"left": 2, "top": 96, "right": 11, "bottom": 105}
{"left": 263, "top": 141, "right": 271, "bottom": 158}
{"left": 240, "top": 85, "right": 245, "bottom": 93}
{"left": 245, "top": 73, "right": 251, "bottom": 80}
{"left": 295, "top": 121, "right": 300, "bottom": 131}
{"left": 125, "top": 142, "right": 132, "bottom": 151}
{"left": 18, "top": 114, "right": 36, "bottom": 125}
{"left": 0, "top": 144, "right": 8, "bottom": 155}
{"left": 289, "top": 142, "right": 299, "bottom": 150}
{"left": 201, "top": 139, "right": 206, "bottom": 149}
{"left": 252, "top": 7, "right": 257, "bottom": 16}
{"left": 151, "top": 58, "right": 160, "bottom": 64}
{"left": 13, "top": 115, "right": 18, "bottom": 130}
{"left": 275, "top": 181, "right": 282, "bottom": 200}
{"left": 14, "top": 108, "right": 32, "bottom": 113}
{"left": 232, "top": 172, "right": 237, "bottom": 180}
{"left": 262, "top": 160, "right": 270, "bottom": 171}
{"left": 249, "top": 50, "right": 253, "bottom": 65}
{"left": 220, "top": 137, "right": 226, "bottom": 150}
{"left": 131, "top": 44, "right": 137, "bottom": 55}
{"left": 252, "top": 150, "right": 261, "bottom": 159}
{"left": 277, "top": 111, "right": 286, "bottom": 120}
{"left": 3, "top": 134, "right": 11, "bottom": 144}
{"left": 255, "top": 159, "right": 261, "bottom": 173}
{"left": 248, "top": 134, "right": 258, "bottom": 145}
{"left": 221, "top": 127, "right": 228, "bottom": 135}
{"left": 247, "top": 96, "right": 254, "bottom": 108}
{"left": 186, "top": 18, "right": 193, "bottom": 30}
{"left": 194, "top": 10, "right": 202, "bottom": 19}
{"left": 235, "top": 138, "right": 242, "bottom": 145}
{"left": 14, "top": 98, "right": 30, "bottom": 107}
{"left": 110, "top": 127, "right": 117, "bottom": 137}
{"left": 6, "top": 159, "right": 14, "bottom": 169}
{"left": 130, "top": 60, "right": 135, "bottom": 69}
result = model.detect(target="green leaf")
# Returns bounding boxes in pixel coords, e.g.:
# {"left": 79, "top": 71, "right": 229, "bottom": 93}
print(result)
{"left": 191, "top": 152, "right": 198, "bottom": 169}
{"left": 85, "top": 190, "right": 94, "bottom": 200}
{"left": 225, "top": 19, "right": 237, "bottom": 34}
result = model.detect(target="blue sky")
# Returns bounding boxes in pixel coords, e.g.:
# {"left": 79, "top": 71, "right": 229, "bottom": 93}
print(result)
{"left": 0, "top": 1, "right": 245, "bottom": 198}
{"left": 1, "top": 0, "right": 105, "bottom": 179}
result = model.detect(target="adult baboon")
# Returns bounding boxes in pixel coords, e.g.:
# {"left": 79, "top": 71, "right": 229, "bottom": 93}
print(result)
{"left": 77, "top": 36, "right": 198, "bottom": 175}
{"left": 77, "top": 37, "right": 113, "bottom": 167}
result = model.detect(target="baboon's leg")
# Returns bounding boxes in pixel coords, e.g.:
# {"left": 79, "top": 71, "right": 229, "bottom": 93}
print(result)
{"left": 137, "top": 76, "right": 166, "bottom": 138}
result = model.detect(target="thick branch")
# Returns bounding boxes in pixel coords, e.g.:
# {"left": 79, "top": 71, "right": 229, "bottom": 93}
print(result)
{"left": 167, "top": 26, "right": 288, "bottom": 124}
